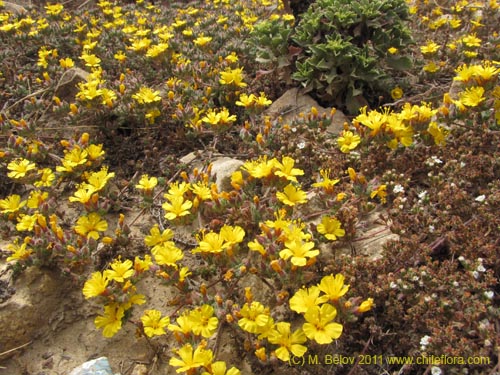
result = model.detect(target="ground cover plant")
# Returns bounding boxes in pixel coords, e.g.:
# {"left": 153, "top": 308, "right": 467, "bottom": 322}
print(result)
{"left": 0, "top": 0, "right": 499, "bottom": 374}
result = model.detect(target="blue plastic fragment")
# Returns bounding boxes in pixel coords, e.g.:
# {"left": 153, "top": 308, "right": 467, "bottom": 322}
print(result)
{"left": 69, "top": 357, "right": 116, "bottom": 375}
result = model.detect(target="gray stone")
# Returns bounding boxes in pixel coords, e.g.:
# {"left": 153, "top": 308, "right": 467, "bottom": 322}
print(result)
{"left": 266, "top": 87, "right": 348, "bottom": 134}
{"left": 0, "top": 267, "right": 66, "bottom": 354}
{"left": 210, "top": 157, "right": 244, "bottom": 192}
{"left": 55, "top": 68, "right": 90, "bottom": 103}
{"left": 178, "top": 151, "right": 243, "bottom": 192}
{"left": 3, "top": 1, "right": 27, "bottom": 14}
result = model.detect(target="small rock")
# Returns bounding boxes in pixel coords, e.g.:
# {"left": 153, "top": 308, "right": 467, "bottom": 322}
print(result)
{"left": 178, "top": 151, "right": 243, "bottom": 192}
{"left": 131, "top": 364, "right": 148, "bottom": 375}
{"left": 266, "top": 87, "right": 348, "bottom": 134}
{"left": 0, "top": 267, "right": 66, "bottom": 354}
{"left": 3, "top": 1, "right": 28, "bottom": 15}
{"left": 54, "top": 68, "right": 89, "bottom": 103}
{"left": 210, "top": 157, "right": 243, "bottom": 192}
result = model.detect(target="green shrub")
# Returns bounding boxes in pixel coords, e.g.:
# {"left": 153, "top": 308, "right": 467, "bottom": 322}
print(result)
{"left": 292, "top": 0, "right": 413, "bottom": 113}
{"left": 247, "top": 15, "right": 296, "bottom": 84}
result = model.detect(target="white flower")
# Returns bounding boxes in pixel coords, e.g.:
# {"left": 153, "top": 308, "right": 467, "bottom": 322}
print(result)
{"left": 484, "top": 290, "right": 494, "bottom": 299}
{"left": 393, "top": 184, "right": 405, "bottom": 193}
{"left": 475, "top": 194, "right": 486, "bottom": 202}
{"left": 472, "top": 271, "right": 480, "bottom": 279}
{"left": 418, "top": 191, "right": 428, "bottom": 200}
{"left": 431, "top": 366, "right": 442, "bottom": 375}
{"left": 429, "top": 225, "right": 435, "bottom": 233}
{"left": 458, "top": 255, "right": 465, "bottom": 262}
{"left": 425, "top": 156, "right": 442, "bottom": 166}
{"left": 297, "top": 141, "right": 306, "bottom": 149}
{"left": 420, "top": 335, "right": 431, "bottom": 348}
{"left": 476, "top": 264, "right": 486, "bottom": 273}
{"left": 390, "top": 281, "right": 397, "bottom": 289}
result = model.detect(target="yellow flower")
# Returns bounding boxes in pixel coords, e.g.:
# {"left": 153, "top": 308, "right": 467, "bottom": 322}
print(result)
{"left": 189, "top": 305, "right": 219, "bottom": 338}
{"left": 152, "top": 242, "right": 184, "bottom": 267}
{"left": 387, "top": 47, "right": 398, "bottom": 54}
{"left": 74, "top": 212, "right": 108, "bottom": 239}
{"left": 423, "top": 61, "right": 440, "bottom": 73}
{"left": 162, "top": 196, "right": 192, "bottom": 220}
{"left": 146, "top": 43, "right": 169, "bottom": 58}
{"left": 132, "top": 87, "right": 162, "bottom": 104}
{"left": 238, "top": 301, "right": 271, "bottom": 334}
{"left": 370, "top": 184, "right": 387, "bottom": 203}
{"left": 386, "top": 115, "right": 414, "bottom": 148}
{"left": 128, "top": 37, "right": 152, "bottom": 52}
{"left": 219, "top": 225, "right": 245, "bottom": 246}
{"left": 79, "top": 52, "right": 101, "bottom": 68}
{"left": 0, "top": 194, "right": 26, "bottom": 214}
{"left": 141, "top": 309, "right": 169, "bottom": 337}
{"left": 219, "top": 67, "right": 247, "bottom": 87}
{"left": 168, "top": 312, "right": 194, "bottom": 335}
{"left": 255, "top": 92, "right": 272, "bottom": 107}
{"left": 134, "top": 254, "right": 153, "bottom": 273}
{"left": 273, "top": 156, "right": 304, "bottom": 182}
{"left": 35, "top": 168, "right": 55, "bottom": 187}
{"left": 312, "top": 169, "right": 340, "bottom": 193}
{"left": 86, "top": 144, "right": 105, "bottom": 161}
{"left": 104, "top": 258, "right": 134, "bottom": 282}
{"left": 354, "top": 106, "right": 389, "bottom": 137}
{"left": 461, "top": 33, "right": 481, "bottom": 48}
{"left": 276, "top": 183, "right": 308, "bottom": 206}
{"left": 136, "top": 174, "right": 158, "bottom": 191}
{"left": 193, "top": 231, "right": 226, "bottom": 254}
{"left": 268, "top": 322, "right": 307, "bottom": 362}
{"left": 427, "top": 121, "right": 448, "bottom": 146}
{"left": 83, "top": 271, "right": 109, "bottom": 299}
{"left": 420, "top": 40, "right": 440, "bottom": 55}
{"left": 459, "top": 86, "right": 485, "bottom": 107}
{"left": 235, "top": 93, "right": 256, "bottom": 108}
{"left": 95, "top": 303, "right": 125, "bottom": 338}
{"left": 85, "top": 167, "right": 115, "bottom": 192}
{"left": 145, "top": 225, "right": 174, "bottom": 248}
{"left": 242, "top": 156, "right": 275, "bottom": 179}
{"left": 471, "top": 61, "right": 500, "bottom": 85}
{"left": 59, "top": 57, "right": 74, "bottom": 68}
{"left": 289, "top": 285, "right": 323, "bottom": 314}
{"left": 193, "top": 35, "right": 212, "bottom": 47}
{"left": 391, "top": 86, "right": 403, "bottom": 100}
{"left": 169, "top": 344, "right": 213, "bottom": 373}
{"left": 165, "top": 181, "right": 190, "bottom": 199}
{"left": 217, "top": 108, "right": 237, "bottom": 126}
{"left": 318, "top": 274, "right": 350, "bottom": 302}
{"left": 7, "top": 158, "right": 36, "bottom": 179}
{"left": 114, "top": 51, "right": 127, "bottom": 62}
{"left": 279, "top": 239, "right": 319, "bottom": 267}
{"left": 45, "top": 3, "right": 64, "bottom": 15}
{"left": 337, "top": 130, "right": 361, "bottom": 153}
{"left": 69, "top": 186, "right": 97, "bottom": 204}
{"left": 6, "top": 241, "right": 33, "bottom": 262}
{"left": 317, "top": 216, "right": 345, "bottom": 241}
{"left": 302, "top": 304, "right": 343, "bottom": 344}
{"left": 357, "top": 298, "right": 374, "bottom": 313}
{"left": 27, "top": 190, "right": 48, "bottom": 209}
{"left": 202, "top": 361, "right": 240, "bottom": 375}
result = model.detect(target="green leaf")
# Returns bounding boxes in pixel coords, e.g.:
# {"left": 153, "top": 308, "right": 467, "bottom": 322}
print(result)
{"left": 386, "top": 56, "right": 413, "bottom": 70}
